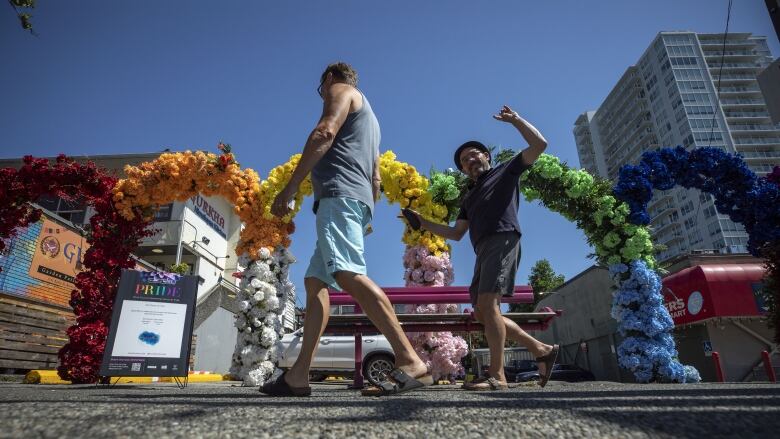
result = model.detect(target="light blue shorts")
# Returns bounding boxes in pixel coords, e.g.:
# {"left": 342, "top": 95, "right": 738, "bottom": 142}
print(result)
{"left": 305, "top": 197, "right": 372, "bottom": 291}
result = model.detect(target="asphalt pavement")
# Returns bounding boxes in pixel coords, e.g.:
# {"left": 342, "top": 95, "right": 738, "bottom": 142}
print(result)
{"left": 1, "top": 380, "right": 779, "bottom": 438}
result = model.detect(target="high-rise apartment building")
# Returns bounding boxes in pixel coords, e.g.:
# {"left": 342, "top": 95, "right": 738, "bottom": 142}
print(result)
{"left": 575, "top": 32, "right": 780, "bottom": 263}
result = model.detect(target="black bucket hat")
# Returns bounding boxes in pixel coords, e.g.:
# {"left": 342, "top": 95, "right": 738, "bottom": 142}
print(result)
{"left": 454, "top": 140, "right": 490, "bottom": 171}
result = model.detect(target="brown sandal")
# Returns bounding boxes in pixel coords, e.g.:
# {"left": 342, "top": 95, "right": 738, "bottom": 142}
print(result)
{"left": 536, "top": 344, "right": 559, "bottom": 388}
{"left": 463, "top": 376, "right": 508, "bottom": 391}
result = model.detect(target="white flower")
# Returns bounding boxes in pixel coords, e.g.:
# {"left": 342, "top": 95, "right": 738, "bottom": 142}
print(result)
{"left": 245, "top": 369, "right": 264, "bottom": 387}
{"left": 261, "top": 361, "right": 276, "bottom": 376}
{"left": 250, "top": 307, "right": 267, "bottom": 319}
{"left": 252, "top": 317, "right": 263, "bottom": 327}
{"left": 238, "top": 300, "right": 250, "bottom": 312}
{"left": 252, "top": 290, "right": 265, "bottom": 303}
{"left": 261, "top": 282, "right": 276, "bottom": 295}
{"left": 261, "top": 271, "right": 277, "bottom": 283}
{"left": 265, "top": 295, "right": 280, "bottom": 310}
{"left": 259, "top": 247, "right": 271, "bottom": 259}
{"left": 261, "top": 326, "right": 277, "bottom": 346}
{"left": 250, "top": 278, "right": 263, "bottom": 289}
{"left": 235, "top": 316, "right": 247, "bottom": 329}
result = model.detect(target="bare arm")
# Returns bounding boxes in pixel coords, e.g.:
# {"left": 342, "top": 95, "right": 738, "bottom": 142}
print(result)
{"left": 404, "top": 210, "right": 468, "bottom": 241}
{"left": 288, "top": 84, "right": 352, "bottom": 189}
{"left": 372, "top": 152, "right": 381, "bottom": 201}
{"left": 271, "top": 83, "right": 353, "bottom": 216}
{"left": 493, "top": 105, "right": 548, "bottom": 167}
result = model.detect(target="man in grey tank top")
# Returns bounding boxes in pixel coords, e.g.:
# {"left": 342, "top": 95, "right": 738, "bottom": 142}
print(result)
{"left": 263, "top": 62, "right": 431, "bottom": 397}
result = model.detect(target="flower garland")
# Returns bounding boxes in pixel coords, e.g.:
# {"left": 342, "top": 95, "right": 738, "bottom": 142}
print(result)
{"left": 230, "top": 247, "right": 295, "bottom": 386}
{"left": 379, "top": 151, "right": 450, "bottom": 254}
{"left": 114, "top": 146, "right": 304, "bottom": 385}
{"left": 615, "top": 148, "right": 780, "bottom": 345}
{"left": 517, "top": 153, "right": 698, "bottom": 383}
{"left": 0, "top": 155, "right": 153, "bottom": 383}
{"left": 402, "top": 245, "right": 467, "bottom": 380}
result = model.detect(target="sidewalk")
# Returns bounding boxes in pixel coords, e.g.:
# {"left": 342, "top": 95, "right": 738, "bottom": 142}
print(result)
{"left": 1, "top": 380, "right": 778, "bottom": 438}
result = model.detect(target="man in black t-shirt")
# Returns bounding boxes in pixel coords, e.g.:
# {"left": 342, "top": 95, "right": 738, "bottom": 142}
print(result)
{"left": 406, "top": 105, "right": 559, "bottom": 390}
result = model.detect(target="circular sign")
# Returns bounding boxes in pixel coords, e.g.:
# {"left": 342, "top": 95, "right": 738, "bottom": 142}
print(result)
{"left": 688, "top": 291, "right": 704, "bottom": 315}
{"left": 40, "top": 236, "right": 60, "bottom": 258}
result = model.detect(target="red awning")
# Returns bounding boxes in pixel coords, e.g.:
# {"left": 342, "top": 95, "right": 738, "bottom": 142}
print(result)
{"left": 662, "top": 264, "right": 766, "bottom": 325}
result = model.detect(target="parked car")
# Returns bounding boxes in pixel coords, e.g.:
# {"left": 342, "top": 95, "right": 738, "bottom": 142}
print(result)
{"left": 514, "top": 364, "right": 596, "bottom": 383}
{"left": 279, "top": 328, "right": 395, "bottom": 386}
{"left": 481, "top": 359, "right": 538, "bottom": 382}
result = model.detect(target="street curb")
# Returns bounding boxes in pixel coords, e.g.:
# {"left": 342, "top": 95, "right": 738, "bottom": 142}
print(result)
{"left": 23, "top": 370, "right": 230, "bottom": 384}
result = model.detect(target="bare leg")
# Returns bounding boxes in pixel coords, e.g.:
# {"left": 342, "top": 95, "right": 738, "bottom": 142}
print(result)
{"left": 334, "top": 271, "right": 428, "bottom": 378}
{"left": 474, "top": 305, "right": 553, "bottom": 376}
{"left": 476, "top": 293, "right": 507, "bottom": 383}
{"left": 285, "top": 277, "right": 330, "bottom": 388}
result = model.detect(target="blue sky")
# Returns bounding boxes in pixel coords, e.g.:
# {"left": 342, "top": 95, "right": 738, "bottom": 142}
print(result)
{"left": 1, "top": 1, "right": 778, "bottom": 308}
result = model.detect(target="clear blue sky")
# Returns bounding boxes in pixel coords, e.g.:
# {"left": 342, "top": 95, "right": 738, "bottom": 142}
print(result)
{"left": 2, "top": 1, "right": 778, "bottom": 308}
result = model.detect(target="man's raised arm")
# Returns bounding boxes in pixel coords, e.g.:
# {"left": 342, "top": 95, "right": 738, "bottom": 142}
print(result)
{"left": 493, "top": 105, "right": 548, "bottom": 167}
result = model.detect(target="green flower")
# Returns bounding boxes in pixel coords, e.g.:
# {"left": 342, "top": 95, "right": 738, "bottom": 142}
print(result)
{"left": 603, "top": 231, "right": 622, "bottom": 248}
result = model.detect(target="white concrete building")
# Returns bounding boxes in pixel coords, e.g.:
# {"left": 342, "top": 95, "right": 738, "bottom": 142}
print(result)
{"left": 575, "top": 32, "right": 780, "bottom": 263}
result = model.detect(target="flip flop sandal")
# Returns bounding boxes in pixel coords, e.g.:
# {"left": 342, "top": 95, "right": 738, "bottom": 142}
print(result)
{"left": 259, "top": 371, "right": 312, "bottom": 397}
{"left": 536, "top": 344, "right": 560, "bottom": 388}
{"left": 463, "top": 376, "right": 508, "bottom": 391}
{"left": 461, "top": 376, "right": 489, "bottom": 390}
{"left": 361, "top": 368, "right": 433, "bottom": 397}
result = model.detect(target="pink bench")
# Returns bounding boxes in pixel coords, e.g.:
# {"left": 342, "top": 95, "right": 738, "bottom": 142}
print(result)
{"left": 320, "top": 285, "right": 561, "bottom": 388}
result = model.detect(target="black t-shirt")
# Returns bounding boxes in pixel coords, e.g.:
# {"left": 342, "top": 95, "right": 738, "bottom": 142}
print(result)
{"left": 457, "top": 152, "right": 531, "bottom": 249}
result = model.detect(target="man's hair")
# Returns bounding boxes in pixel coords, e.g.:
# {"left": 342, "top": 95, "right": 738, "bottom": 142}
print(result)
{"left": 321, "top": 62, "right": 358, "bottom": 87}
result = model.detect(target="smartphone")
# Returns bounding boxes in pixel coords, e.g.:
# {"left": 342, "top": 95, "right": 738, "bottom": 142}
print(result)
{"left": 402, "top": 208, "right": 421, "bottom": 230}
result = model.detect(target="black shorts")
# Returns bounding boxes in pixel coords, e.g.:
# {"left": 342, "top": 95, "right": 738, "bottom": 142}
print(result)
{"left": 469, "top": 231, "right": 521, "bottom": 306}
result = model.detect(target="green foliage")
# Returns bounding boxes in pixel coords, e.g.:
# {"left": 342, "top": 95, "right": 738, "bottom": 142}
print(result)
{"left": 510, "top": 259, "right": 565, "bottom": 313}
{"left": 168, "top": 263, "right": 190, "bottom": 275}
{"left": 519, "top": 154, "right": 657, "bottom": 269}
{"left": 8, "top": 0, "right": 36, "bottom": 34}
{"left": 427, "top": 167, "right": 470, "bottom": 222}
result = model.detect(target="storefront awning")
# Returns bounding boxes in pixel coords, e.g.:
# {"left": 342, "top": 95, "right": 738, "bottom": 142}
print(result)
{"left": 662, "top": 264, "right": 766, "bottom": 326}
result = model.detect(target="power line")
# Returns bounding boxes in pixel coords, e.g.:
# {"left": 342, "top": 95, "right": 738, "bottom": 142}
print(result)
{"left": 706, "top": 0, "right": 733, "bottom": 149}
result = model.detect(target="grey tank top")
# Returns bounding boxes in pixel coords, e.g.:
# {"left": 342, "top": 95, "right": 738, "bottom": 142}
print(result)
{"left": 311, "top": 90, "right": 381, "bottom": 215}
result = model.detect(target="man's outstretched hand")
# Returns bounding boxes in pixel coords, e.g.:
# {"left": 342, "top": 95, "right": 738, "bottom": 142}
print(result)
{"left": 271, "top": 186, "right": 296, "bottom": 218}
{"left": 399, "top": 208, "right": 422, "bottom": 230}
{"left": 493, "top": 105, "right": 521, "bottom": 124}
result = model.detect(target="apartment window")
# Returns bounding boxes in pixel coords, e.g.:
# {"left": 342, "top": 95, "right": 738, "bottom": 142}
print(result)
{"left": 664, "top": 71, "right": 675, "bottom": 87}
{"left": 686, "top": 105, "right": 714, "bottom": 115}
{"left": 36, "top": 194, "right": 87, "bottom": 224}
{"left": 673, "top": 68, "right": 704, "bottom": 80}
{"left": 703, "top": 205, "right": 717, "bottom": 219}
{"left": 680, "top": 200, "right": 695, "bottom": 215}
{"left": 688, "top": 230, "right": 703, "bottom": 245}
{"left": 689, "top": 119, "right": 718, "bottom": 130}
{"left": 684, "top": 218, "right": 696, "bottom": 230}
{"left": 646, "top": 74, "right": 658, "bottom": 90}
{"left": 694, "top": 132, "right": 723, "bottom": 143}
{"left": 707, "top": 221, "right": 722, "bottom": 237}
{"left": 682, "top": 93, "right": 711, "bottom": 105}
{"left": 154, "top": 203, "right": 174, "bottom": 222}
{"left": 675, "top": 107, "right": 687, "bottom": 123}
{"left": 699, "top": 193, "right": 711, "bottom": 204}
{"left": 671, "top": 57, "right": 698, "bottom": 66}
